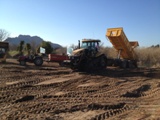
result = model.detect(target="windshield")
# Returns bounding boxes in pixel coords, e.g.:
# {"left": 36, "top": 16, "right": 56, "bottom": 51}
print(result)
{"left": 81, "top": 42, "right": 88, "bottom": 49}
{"left": 81, "top": 42, "right": 99, "bottom": 50}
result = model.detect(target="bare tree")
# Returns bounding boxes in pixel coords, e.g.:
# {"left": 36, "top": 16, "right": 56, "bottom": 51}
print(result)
{"left": 69, "top": 44, "right": 78, "bottom": 50}
{"left": 0, "top": 29, "right": 10, "bottom": 41}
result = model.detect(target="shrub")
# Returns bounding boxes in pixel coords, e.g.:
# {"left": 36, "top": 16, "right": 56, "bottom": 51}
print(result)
{"left": 55, "top": 47, "right": 67, "bottom": 55}
{"left": 135, "top": 47, "right": 160, "bottom": 68}
{"left": 100, "top": 47, "right": 117, "bottom": 58}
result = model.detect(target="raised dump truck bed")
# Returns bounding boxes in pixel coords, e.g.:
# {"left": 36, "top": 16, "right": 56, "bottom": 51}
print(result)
{"left": 106, "top": 27, "right": 139, "bottom": 68}
{"left": 106, "top": 27, "right": 139, "bottom": 60}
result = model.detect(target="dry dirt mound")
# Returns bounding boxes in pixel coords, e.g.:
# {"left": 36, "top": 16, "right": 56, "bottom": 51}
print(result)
{"left": 0, "top": 59, "right": 160, "bottom": 120}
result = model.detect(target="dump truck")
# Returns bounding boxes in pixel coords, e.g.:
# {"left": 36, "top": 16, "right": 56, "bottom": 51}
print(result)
{"left": 0, "top": 42, "right": 9, "bottom": 62}
{"left": 106, "top": 27, "right": 139, "bottom": 68}
{"left": 65, "top": 27, "right": 139, "bottom": 71}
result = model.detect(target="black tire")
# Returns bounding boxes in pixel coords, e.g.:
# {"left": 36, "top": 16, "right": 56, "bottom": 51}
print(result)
{"left": 100, "top": 56, "right": 107, "bottom": 69}
{"left": 59, "top": 61, "right": 64, "bottom": 67}
{"left": 128, "top": 60, "right": 138, "bottom": 68}
{"left": 85, "top": 60, "right": 94, "bottom": 72}
{"left": 20, "top": 60, "right": 26, "bottom": 66}
{"left": 120, "top": 60, "right": 127, "bottom": 68}
{"left": 34, "top": 57, "right": 43, "bottom": 66}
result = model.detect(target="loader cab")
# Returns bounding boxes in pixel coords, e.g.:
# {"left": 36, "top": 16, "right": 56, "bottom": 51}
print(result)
{"left": 81, "top": 39, "right": 101, "bottom": 51}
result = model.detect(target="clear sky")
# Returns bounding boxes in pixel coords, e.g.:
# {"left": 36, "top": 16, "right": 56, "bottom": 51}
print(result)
{"left": 0, "top": 0, "right": 160, "bottom": 47}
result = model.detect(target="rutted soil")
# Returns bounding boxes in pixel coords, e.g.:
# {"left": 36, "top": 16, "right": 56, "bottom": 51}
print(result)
{"left": 0, "top": 59, "right": 160, "bottom": 120}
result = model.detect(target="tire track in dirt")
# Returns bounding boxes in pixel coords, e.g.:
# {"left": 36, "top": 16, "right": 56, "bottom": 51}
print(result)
{"left": 0, "top": 62, "right": 160, "bottom": 120}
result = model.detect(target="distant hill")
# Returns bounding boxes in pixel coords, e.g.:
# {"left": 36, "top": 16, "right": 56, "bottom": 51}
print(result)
{"left": 5, "top": 35, "right": 61, "bottom": 49}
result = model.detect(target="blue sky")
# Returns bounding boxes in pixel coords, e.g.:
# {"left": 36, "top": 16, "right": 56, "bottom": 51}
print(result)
{"left": 0, "top": 0, "right": 160, "bottom": 47}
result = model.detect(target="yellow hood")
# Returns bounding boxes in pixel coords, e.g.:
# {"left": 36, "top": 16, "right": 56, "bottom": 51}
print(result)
{"left": 73, "top": 48, "right": 85, "bottom": 55}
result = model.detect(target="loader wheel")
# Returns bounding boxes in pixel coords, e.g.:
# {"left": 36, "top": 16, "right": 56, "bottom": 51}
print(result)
{"left": 20, "top": 61, "right": 26, "bottom": 66}
{"left": 34, "top": 57, "right": 43, "bottom": 66}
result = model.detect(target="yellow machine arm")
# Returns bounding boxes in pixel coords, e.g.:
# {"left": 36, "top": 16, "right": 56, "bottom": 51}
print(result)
{"left": 106, "top": 27, "right": 139, "bottom": 60}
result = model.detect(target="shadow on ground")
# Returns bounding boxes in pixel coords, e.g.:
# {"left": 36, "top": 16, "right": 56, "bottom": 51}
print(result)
{"left": 80, "top": 67, "right": 160, "bottom": 79}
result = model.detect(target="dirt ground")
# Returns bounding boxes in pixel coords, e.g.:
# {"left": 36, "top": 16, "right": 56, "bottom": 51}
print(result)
{"left": 0, "top": 59, "right": 160, "bottom": 120}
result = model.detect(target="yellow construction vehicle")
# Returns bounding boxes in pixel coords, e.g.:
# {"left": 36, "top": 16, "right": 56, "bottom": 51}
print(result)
{"left": 66, "top": 39, "right": 107, "bottom": 71}
{"left": 106, "top": 27, "right": 139, "bottom": 68}
{"left": 65, "top": 27, "right": 139, "bottom": 71}
{"left": 0, "top": 42, "right": 9, "bottom": 62}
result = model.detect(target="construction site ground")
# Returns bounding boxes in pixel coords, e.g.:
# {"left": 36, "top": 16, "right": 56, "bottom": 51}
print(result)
{"left": 0, "top": 59, "right": 160, "bottom": 120}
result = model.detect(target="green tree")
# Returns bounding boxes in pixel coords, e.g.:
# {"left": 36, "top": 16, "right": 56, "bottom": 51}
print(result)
{"left": 17, "top": 41, "right": 25, "bottom": 55}
{"left": 38, "top": 41, "right": 53, "bottom": 54}
{"left": 25, "top": 43, "right": 31, "bottom": 55}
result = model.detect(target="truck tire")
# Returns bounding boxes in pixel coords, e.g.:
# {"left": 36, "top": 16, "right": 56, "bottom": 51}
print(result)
{"left": 120, "top": 60, "right": 127, "bottom": 68}
{"left": 20, "top": 60, "right": 26, "bottom": 66}
{"left": 34, "top": 57, "right": 43, "bottom": 66}
{"left": 59, "top": 61, "right": 64, "bottom": 67}
{"left": 128, "top": 60, "right": 137, "bottom": 68}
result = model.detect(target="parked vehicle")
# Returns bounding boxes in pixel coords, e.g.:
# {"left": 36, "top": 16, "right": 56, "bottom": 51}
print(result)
{"left": 48, "top": 54, "right": 69, "bottom": 66}
{"left": 18, "top": 54, "right": 43, "bottom": 66}
{"left": 18, "top": 53, "right": 69, "bottom": 66}
{"left": 64, "top": 39, "right": 107, "bottom": 71}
